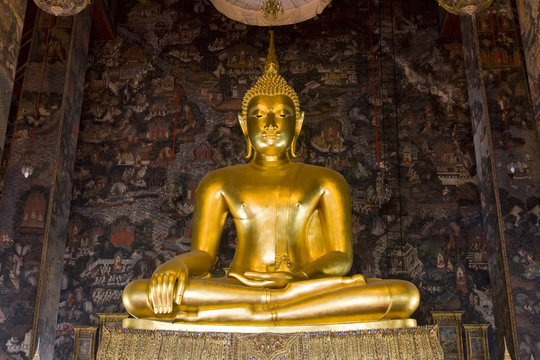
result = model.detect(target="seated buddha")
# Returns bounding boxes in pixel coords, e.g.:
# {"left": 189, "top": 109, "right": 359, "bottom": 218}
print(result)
{"left": 123, "top": 32, "right": 419, "bottom": 325}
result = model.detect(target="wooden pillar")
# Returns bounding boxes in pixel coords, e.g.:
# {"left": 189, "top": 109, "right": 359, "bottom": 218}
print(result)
{"left": 0, "top": 7, "right": 91, "bottom": 360}
{"left": 460, "top": 0, "right": 540, "bottom": 358}
{"left": 0, "top": 0, "right": 28, "bottom": 160}
{"left": 515, "top": 0, "right": 540, "bottom": 136}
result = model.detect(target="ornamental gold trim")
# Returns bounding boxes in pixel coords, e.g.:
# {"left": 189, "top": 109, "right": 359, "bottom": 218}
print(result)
{"left": 97, "top": 313, "right": 129, "bottom": 343}
{"left": 97, "top": 324, "right": 444, "bottom": 360}
{"left": 123, "top": 317, "right": 417, "bottom": 333}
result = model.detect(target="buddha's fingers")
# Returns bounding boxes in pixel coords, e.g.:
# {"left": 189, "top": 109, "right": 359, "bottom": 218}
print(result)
{"left": 155, "top": 274, "right": 162, "bottom": 313}
{"left": 228, "top": 272, "right": 274, "bottom": 287}
{"left": 150, "top": 276, "right": 160, "bottom": 313}
{"left": 161, "top": 274, "right": 173, "bottom": 313}
{"left": 175, "top": 271, "right": 187, "bottom": 305}
{"left": 242, "top": 271, "right": 295, "bottom": 288}
{"left": 161, "top": 274, "right": 168, "bottom": 312}
{"left": 166, "top": 277, "right": 175, "bottom": 313}
{"left": 243, "top": 271, "right": 294, "bottom": 281}
{"left": 156, "top": 274, "right": 164, "bottom": 313}
{"left": 148, "top": 282, "right": 154, "bottom": 313}
{"left": 154, "top": 274, "right": 169, "bottom": 313}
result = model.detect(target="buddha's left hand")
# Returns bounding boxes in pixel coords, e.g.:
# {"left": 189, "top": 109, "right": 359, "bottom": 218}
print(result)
{"left": 229, "top": 271, "right": 308, "bottom": 288}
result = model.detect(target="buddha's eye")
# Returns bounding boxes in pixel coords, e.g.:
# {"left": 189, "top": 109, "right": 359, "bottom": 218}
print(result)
{"left": 279, "top": 114, "right": 291, "bottom": 118}
{"left": 251, "top": 114, "right": 264, "bottom": 118}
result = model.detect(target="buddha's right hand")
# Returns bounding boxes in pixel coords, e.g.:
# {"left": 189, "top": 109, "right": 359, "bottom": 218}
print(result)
{"left": 229, "top": 270, "right": 308, "bottom": 288}
{"left": 149, "top": 262, "right": 188, "bottom": 314}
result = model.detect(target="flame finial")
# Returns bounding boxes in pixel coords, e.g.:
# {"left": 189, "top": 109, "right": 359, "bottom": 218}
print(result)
{"left": 264, "top": 30, "right": 279, "bottom": 75}
{"left": 240, "top": 30, "right": 300, "bottom": 119}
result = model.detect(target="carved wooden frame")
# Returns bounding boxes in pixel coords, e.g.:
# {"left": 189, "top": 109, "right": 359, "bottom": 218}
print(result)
{"left": 431, "top": 311, "right": 464, "bottom": 360}
{"left": 463, "top": 324, "right": 490, "bottom": 360}
{"left": 72, "top": 326, "right": 98, "bottom": 360}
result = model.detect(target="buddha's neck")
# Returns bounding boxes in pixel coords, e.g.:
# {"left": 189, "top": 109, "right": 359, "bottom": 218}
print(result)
{"left": 250, "top": 152, "right": 292, "bottom": 168}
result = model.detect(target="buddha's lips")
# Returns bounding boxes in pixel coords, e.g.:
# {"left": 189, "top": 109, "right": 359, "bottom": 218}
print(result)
{"left": 262, "top": 133, "right": 279, "bottom": 139}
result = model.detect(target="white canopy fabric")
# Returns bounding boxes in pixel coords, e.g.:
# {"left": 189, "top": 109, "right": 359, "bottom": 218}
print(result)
{"left": 210, "top": 0, "right": 332, "bottom": 26}
{"left": 33, "top": 0, "right": 91, "bottom": 16}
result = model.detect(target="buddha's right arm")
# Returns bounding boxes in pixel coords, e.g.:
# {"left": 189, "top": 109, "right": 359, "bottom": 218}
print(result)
{"left": 153, "top": 250, "right": 216, "bottom": 277}
{"left": 189, "top": 171, "right": 229, "bottom": 260}
{"left": 149, "top": 250, "right": 215, "bottom": 314}
{"left": 149, "top": 172, "right": 229, "bottom": 313}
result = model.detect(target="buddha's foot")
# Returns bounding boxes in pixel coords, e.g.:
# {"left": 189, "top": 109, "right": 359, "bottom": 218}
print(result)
{"left": 342, "top": 274, "right": 366, "bottom": 285}
{"left": 174, "top": 305, "right": 274, "bottom": 323}
{"left": 174, "top": 310, "right": 199, "bottom": 322}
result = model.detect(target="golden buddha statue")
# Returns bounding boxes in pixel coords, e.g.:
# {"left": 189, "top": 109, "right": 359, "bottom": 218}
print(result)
{"left": 123, "top": 32, "right": 419, "bottom": 326}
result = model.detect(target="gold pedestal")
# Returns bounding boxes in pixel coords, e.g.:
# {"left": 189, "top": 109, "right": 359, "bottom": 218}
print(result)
{"left": 96, "top": 318, "right": 443, "bottom": 360}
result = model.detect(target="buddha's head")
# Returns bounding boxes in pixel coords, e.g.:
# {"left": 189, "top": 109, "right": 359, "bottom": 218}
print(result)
{"left": 238, "top": 31, "right": 304, "bottom": 159}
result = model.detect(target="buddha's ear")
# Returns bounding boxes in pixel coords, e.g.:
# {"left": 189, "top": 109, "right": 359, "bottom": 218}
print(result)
{"left": 295, "top": 111, "right": 304, "bottom": 137}
{"left": 238, "top": 113, "right": 248, "bottom": 136}
{"left": 290, "top": 111, "right": 304, "bottom": 158}
{"left": 238, "top": 113, "right": 252, "bottom": 159}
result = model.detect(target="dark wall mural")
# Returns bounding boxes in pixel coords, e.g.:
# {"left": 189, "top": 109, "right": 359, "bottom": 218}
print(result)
{"left": 48, "top": 0, "right": 503, "bottom": 359}
{"left": 34, "top": 9, "right": 93, "bottom": 360}
{"left": 0, "top": 13, "right": 74, "bottom": 360}
{"left": 461, "top": 11, "right": 513, "bottom": 359}
{"left": 516, "top": 0, "right": 540, "bottom": 133}
{"left": 478, "top": 2, "right": 540, "bottom": 359}
{"left": 461, "top": 0, "right": 540, "bottom": 358}
{"left": 0, "top": 9, "right": 92, "bottom": 360}
{"left": 0, "top": 0, "right": 27, "bottom": 159}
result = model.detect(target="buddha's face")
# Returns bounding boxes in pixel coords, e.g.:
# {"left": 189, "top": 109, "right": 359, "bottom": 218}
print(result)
{"left": 246, "top": 95, "right": 296, "bottom": 157}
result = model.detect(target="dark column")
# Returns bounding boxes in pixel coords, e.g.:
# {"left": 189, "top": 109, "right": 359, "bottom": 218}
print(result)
{"left": 460, "top": 0, "right": 540, "bottom": 359}
{"left": 0, "top": 0, "right": 27, "bottom": 160}
{"left": 515, "top": 0, "right": 540, "bottom": 136}
{"left": 0, "top": 7, "right": 91, "bottom": 360}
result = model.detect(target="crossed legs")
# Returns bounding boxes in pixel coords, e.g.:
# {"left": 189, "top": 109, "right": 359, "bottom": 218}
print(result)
{"left": 122, "top": 275, "right": 419, "bottom": 325}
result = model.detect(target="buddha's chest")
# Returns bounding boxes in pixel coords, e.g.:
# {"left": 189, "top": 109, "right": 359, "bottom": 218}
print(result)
{"left": 227, "top": 177, "right": 319, "bottom": 221}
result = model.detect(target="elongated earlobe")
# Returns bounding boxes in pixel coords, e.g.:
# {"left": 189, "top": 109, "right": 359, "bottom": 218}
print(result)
{"left": 290, "top": 137, "right": 298, "bottom": 158}
{"left": 238, "top": 113, "right": 252, "bottom": 159}
{"left": 290, "top": 111, "right": 304, "bottom": 158}
{"left": 245, "top": 138, "right": 253, "bottom": 159}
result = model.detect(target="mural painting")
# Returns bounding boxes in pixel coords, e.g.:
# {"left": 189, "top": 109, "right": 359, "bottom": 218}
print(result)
{"left": 0, "top": 10, "right": 92, "bottom": 360}
{"left": 516, "top": 0, "right": 540, "bottom": 131}
{"left": 478, "top": 3, "right": 540, "bottom": 359}
{"left": 461, "top": 1, "right": 540, "bottom": 358}
{"left": 0, "top": 0, "right": 26, "bottom": 83}
{"left": 0, "top": 0, "right": 493, "bottom": 359}
{"left": 0, "top": 0, "right": 27, "bottom": 160}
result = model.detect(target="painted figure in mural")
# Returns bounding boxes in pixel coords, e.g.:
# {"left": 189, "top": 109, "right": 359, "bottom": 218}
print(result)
{"left": 123, "top": 32, "right": 419, "bottom": 325}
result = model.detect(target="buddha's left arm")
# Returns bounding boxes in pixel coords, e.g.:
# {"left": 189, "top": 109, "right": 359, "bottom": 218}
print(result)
{"left": 300, "top": 172, "right": 353, "bottom": 277}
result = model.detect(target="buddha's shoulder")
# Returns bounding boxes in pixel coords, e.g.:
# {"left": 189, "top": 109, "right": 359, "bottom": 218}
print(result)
{"left": 199, "top": 164, "right": 250, "bottom": 183}
{"left": 300, "top": 163, "right": 348, "bottom": 186}
{"left": 301, "top": 163, "right": 345, "bottom": 178}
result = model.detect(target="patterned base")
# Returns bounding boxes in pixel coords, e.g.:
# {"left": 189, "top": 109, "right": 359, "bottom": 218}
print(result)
{"left": 96, "top": 321, "right": 444, "bottom": 360}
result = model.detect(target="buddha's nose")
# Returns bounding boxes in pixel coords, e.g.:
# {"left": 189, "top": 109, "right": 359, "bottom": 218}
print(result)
{"left": 264, "top": 114, "right": 278, "bottom": 130}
